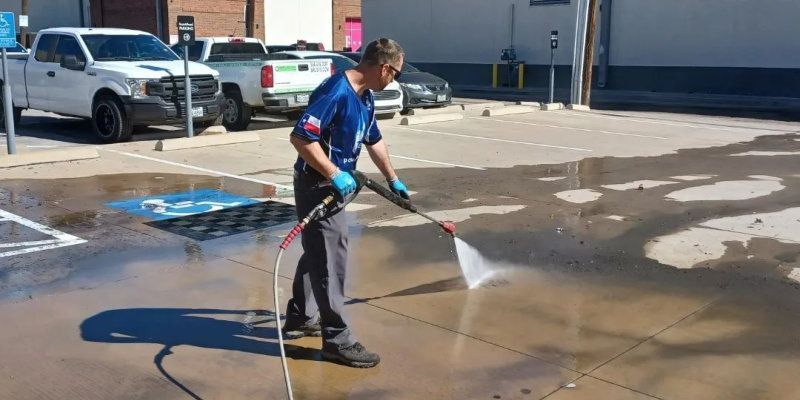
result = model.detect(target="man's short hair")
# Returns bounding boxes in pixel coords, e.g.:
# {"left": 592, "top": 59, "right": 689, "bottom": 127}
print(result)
{"left": 361, "top": 38, "right": 404, "bottom": 66}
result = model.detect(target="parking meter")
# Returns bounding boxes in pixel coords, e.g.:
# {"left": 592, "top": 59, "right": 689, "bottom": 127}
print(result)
{"left": 550, "top": 30, "right": 559, "bottom": 49}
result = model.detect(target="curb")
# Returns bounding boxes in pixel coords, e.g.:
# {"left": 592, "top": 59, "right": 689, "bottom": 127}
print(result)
{"left": 482, "top": 106, "right": 536, "bottom": 116}
{"left": 0, "top": 146, "right": 99, "bottom": 168}
{"left": 460, "top": 102, "right": 505, "bottom": 111}
{"left": 541, "top": 103, "right": 565, "bottom": 111}
{"left": 406, "top": 105, "right": 464, "bottom": 116}
{"left": 399, "top": 113, "right": 464, "bottom": 125}
{"left": 155, "top": 132, "right": 260, "bottom": 151}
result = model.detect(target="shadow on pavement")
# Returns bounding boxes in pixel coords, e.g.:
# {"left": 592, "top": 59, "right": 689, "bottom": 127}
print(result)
{"left": 80, "top": 308, "right": 320, "bottom": 399}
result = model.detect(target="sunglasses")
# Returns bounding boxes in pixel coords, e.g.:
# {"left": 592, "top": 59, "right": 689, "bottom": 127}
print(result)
{"left": 387, "top": 64, "right": 402, "bottom": 80}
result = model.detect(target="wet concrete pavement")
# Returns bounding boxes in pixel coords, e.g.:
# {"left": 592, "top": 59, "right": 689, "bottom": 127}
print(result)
{"left": 1, "top": 107, "right": 799, "bottom": 399}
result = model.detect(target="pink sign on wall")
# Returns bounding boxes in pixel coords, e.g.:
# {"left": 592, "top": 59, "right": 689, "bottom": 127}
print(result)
{"left": 345, "top": 17, "right": 362, "bottom": 50}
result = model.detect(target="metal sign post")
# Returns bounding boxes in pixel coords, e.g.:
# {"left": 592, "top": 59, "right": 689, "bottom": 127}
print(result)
{"left": 177, "top": 15, "right": 195, "bottom": 138}
{"left": 549, "top": 30, "right": 559, "bottom": 104}
{"left": 0, "top": 11, "right": 17, "bottom": 154}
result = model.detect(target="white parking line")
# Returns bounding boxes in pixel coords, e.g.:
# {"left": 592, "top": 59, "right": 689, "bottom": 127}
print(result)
{"left": 390, "top": 155, "right": 485, "bottom": 170}
{"left": 0, "top": 239, "right": 62, "bottom": 248}
{"left": 394, "top": 127, "right": 593, "bottom": 152}
{"left": 468, "top": 117, "right": 669, "bottom": 140}
{"left": 102, "top": 149, "right": 294, "bottom": 191}
{"left": 271, "top": 137, "right": 486, "bottom": 170}
{"left": 563, "top": 111, "right": 792, "bottom": 133}
{"left": 0, "top": 209, "right": 87, "bottom": 258}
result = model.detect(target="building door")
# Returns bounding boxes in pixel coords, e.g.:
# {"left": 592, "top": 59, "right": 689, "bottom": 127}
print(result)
{"left": 344, "top": 17, "right": 361, "bottom": 51}
{"left": 91, "top": 0, "right": 165, "bottom": 39}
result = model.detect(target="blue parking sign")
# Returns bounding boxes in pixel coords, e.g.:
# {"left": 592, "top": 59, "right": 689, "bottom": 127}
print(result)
{"left": 0, "top": 12, "right": 16, "bottom": 48}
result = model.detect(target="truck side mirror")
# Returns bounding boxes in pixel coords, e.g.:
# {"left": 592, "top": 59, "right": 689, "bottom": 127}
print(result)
{"left": 60, "top": 55, "right": 86, "bottom": 71}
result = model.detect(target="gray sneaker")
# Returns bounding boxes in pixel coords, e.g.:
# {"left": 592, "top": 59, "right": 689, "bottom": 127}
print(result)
{"left": 281, "top": 319, "right": 321, "bottom": 340}
{"left": 322, "top": 342, "right": 381, "bottom": 368}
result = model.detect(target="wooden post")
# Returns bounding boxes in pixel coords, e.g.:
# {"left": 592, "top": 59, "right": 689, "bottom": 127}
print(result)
{"left": 20, "top": 0, "right": 28, "bottom": 47}
{"left": 581, "top": 0, "right": 600, "bottom": 106}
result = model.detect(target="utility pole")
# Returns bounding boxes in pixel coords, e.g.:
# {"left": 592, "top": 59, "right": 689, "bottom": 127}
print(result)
{"left": 20, "top": 0, "right": 28, "bottom": 47}
{"left": 580, "top": 0, "right": 600, "bottom": 106}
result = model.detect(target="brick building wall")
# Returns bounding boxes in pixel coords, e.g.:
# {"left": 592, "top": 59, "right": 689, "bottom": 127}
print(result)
{"left": 91, "top": 0, "right": 161, "bottom": 34}
{"left": 167, "top": 0, "right": 264, "bottom": 40}
{"left": 332, "top": 0, "right": 360, "bottom": 51}
{"left": 92, "top": 0, "right": 265, "bottom": 41}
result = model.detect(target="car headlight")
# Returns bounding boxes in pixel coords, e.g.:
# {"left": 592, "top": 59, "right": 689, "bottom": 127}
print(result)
{"left": 401, "top": 83, "right": 426, "bottom": 91}
{"left": 125, "top": 79, "right": 153, "bottom": 99}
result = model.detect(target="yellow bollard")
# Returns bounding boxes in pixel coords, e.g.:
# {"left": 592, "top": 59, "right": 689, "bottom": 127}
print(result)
{"left": 492, "top": 64, "right": 498, "bottom": 88}
{"left": 518, "top": 64, "right": 525, "bottom": 89}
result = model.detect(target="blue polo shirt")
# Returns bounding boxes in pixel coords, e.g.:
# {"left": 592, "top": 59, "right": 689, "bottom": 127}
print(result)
{"left": 292, "top": 73, "right": 383, "bottom": 176}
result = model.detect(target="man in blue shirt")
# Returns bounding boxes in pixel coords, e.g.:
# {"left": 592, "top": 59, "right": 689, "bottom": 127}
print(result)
{"left": 283, "top": 38, "right": 409, "bottom": 368}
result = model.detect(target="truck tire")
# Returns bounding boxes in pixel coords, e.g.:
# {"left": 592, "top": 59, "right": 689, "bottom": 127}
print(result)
{"left": 92, "top": 95, "right": 133, "bottom": 143}
{"left": 221, "top": 90, "right": 252, "bottom": 131}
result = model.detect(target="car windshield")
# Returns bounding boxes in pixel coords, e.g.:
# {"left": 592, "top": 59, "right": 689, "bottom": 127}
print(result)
{"left": 10, "top": 42, "right": 26, "bottom": 53}
{"left": 403, "top": 62, "right": 420, "bottom": 73}
{"left": 82, "top": 34, "right": 180, "bottom": 61}
{"left": 306, "top": 55, "right": 357, "bottom": 72}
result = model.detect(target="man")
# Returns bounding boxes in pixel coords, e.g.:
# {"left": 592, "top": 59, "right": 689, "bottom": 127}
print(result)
{"left": 282, "top": 38, "right": 409, "bottom": 368}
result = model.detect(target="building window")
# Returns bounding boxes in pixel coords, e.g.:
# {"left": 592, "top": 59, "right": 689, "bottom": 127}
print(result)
{"left": 531, "top": 0, "right": 570, "bottom": 5}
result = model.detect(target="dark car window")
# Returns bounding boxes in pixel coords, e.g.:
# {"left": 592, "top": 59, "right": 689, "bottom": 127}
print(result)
{"left": 54, "top": 35, "right": 87, "bottom": 64}
{"left": 82, "top": 34, "right": 179, "bottom": 61}
{"left": 171, "top": 42, "right": 204, "bottom": 61}
{"left": 266, "top": 45, "right": 294, "bottom": 53}
{"left": 209, "top": 42, "right": 266, "bottom": 56}
{"left": 265, "top": 53, "right": 300, "bottom": 60}
{"left": 10, "top": 42, "right": 26, "bottom": 53}
{"left": 305, "top": 55, "right": 357, "bottom": 72}
{"left": 403, "top": 62, "right": 420, "bottom": 73}
{"left": 34, "top": 34, "right": 58, "bottom": 62}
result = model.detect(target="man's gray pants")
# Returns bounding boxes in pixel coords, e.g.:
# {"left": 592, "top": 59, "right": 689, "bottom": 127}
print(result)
{"left": 285, "top": 174, "right": 355, "bottom": 349}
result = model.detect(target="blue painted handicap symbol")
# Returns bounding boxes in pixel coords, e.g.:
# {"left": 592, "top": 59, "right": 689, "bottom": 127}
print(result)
{"left": 106, "top": 189, "right": 259, "bottom": 221}
{"left": 0, "top": 12, "right": 16, "bottom": 49}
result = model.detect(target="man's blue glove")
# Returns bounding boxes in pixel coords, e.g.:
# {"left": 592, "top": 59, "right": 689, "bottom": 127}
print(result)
{"left": 330, "top": 169, "right": 357, "bottom": 199}
{"left": 388, "top": 177, "right": 410, "bottom": 200}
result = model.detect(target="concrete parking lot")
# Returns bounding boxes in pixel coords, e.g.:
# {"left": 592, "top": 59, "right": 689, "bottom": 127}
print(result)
{"left": 1, "top": 103, "right": 799, "bottom": 399}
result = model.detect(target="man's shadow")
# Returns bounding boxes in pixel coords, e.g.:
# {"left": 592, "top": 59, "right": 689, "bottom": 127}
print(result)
{"left": 80, "top": 308, "right": 319, "bottom": 399}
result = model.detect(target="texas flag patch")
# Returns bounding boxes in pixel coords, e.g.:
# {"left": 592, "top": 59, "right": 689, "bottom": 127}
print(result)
{"left": 303, "top": 115, "right": 322, "bottom": 136}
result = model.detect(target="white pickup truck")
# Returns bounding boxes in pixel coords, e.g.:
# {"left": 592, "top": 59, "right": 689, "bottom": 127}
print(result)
{"left": 172, "top": 37, "right": 333, "bottom": 131}
{"left": 0, "top": 28, "right": 224, "bottom": 143}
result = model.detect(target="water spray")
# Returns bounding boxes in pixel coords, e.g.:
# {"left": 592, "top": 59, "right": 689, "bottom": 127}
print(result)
{"left": 272, "top": 171, "right": 455, "bottom": 400}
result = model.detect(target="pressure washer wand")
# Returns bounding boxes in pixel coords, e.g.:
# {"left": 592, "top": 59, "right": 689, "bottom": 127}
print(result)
{"left": 351, "top": 171, "right": 456, "bottom": 236}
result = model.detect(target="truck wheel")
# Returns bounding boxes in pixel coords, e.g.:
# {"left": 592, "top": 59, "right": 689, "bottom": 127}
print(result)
{"left": 222, "top": 90, "right": 252, "bottom": 131}
{"left": 92, "top": 96, "right": 133, "bottom": 143}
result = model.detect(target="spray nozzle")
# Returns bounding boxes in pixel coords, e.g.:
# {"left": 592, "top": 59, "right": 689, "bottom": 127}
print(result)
{"left": 440, "top": 221, "right": 457, "bottom": 236}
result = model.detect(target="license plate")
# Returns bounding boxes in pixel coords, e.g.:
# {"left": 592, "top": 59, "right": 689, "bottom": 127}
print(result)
{"left": 296, "top": 94, "right": 310, "bottom": 104}
{"left": 436, "top": 94, "right": 447, "bottom": 102}
{"left": 191, "top": 107, "right": 204, "bottom": 117}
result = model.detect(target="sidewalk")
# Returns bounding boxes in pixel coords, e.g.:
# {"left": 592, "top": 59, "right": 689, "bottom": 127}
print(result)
{"left": 454, "top": 85, "right": 800, "bottom": 118}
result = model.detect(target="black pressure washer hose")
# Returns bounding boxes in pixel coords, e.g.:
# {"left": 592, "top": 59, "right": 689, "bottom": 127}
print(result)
{"left": 272, "top": 171, "right": 455, "bottom": 400}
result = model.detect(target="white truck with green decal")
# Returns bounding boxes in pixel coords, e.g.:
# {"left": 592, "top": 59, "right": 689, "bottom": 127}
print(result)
{"left": 172, "top": 37, "right": 333, "bottom": 131}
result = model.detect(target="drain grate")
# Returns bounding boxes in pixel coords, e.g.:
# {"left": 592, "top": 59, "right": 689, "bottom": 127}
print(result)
{"left": 146, "top": 201, "right": 296, "bottom": 241}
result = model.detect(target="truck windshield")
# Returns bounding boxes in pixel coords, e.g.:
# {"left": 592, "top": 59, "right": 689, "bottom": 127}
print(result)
{"left": 82, "top": 34, "right": 180, "bottom": 61}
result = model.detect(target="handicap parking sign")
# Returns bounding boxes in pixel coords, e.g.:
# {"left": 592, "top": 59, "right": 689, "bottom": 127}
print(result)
{"left": 106, "top": 189, "right": 259, "bottom": 221}
{"left": 0, "top": 12, "right": 16, "bottom": 49}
